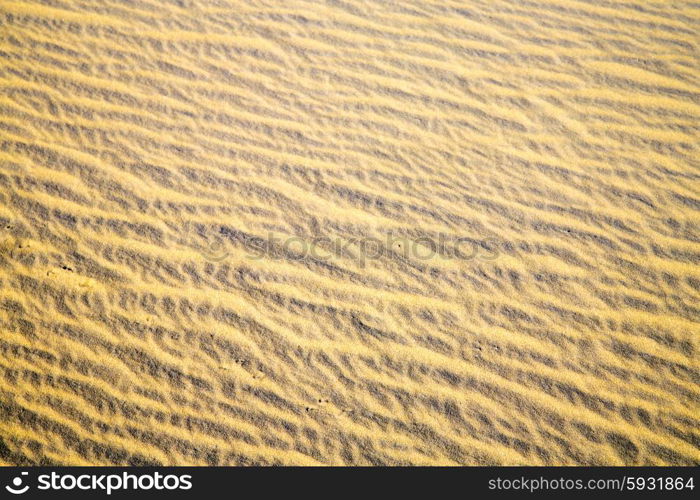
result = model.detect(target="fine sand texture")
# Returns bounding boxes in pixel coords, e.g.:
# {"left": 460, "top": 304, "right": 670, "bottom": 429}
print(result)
{"left": 0, "top": 0, "right": 699, "bottom": 465}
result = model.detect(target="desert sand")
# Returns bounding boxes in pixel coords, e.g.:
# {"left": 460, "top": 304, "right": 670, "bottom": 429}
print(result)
{"left": 0, "top": 0, "right": 698, "bottom": 465}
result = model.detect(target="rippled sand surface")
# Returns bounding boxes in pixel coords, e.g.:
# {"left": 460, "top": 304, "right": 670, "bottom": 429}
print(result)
{"left": 0, "top": 0, "right": 699, "bottom": 465}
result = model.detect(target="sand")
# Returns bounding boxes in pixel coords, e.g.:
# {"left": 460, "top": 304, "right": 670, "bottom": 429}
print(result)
{"left": 0, "top": 0, "right": 698, "bottom": 465}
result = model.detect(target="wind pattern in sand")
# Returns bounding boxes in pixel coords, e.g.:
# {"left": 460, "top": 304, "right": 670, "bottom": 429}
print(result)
{"left": 0, "top": 0, "right": 699, "bottom": 466}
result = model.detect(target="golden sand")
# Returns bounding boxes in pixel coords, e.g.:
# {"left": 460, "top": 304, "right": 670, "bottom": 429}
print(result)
{"left": 0, "top": 0, "right": 698, "bottom": 465}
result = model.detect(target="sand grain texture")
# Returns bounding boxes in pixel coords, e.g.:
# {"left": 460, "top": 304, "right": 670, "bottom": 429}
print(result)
{"left": 0, "top": 0, "right": 699, "bottom": 465}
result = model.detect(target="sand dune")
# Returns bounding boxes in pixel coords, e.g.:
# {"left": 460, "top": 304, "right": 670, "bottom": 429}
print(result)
{"left": 0, "top": 0, "right": 698, "bottom": 465}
